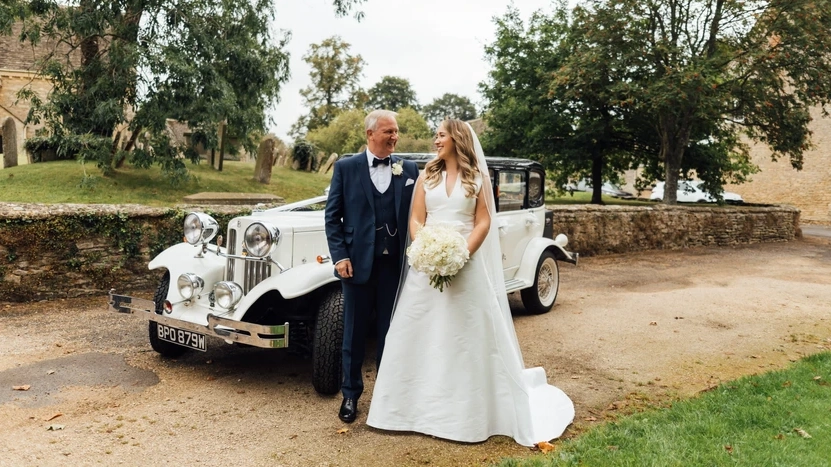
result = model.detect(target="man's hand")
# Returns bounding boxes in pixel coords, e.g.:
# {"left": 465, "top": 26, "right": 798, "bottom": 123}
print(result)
{"left": 335, "top": 259, "right": 353, "bottom": 279}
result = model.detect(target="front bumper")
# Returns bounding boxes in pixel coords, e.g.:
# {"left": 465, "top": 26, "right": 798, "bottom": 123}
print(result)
{"left": 108, "top": 290, "right": 289, "bottom": 349}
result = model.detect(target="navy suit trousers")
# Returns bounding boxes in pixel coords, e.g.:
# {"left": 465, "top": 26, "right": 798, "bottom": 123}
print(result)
{"left": 340, "top": 255, "right": 400, "bottom": 400}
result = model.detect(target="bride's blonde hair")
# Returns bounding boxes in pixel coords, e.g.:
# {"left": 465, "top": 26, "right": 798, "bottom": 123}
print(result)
{"left": 424, "top": 119, "right": 481, "bottom": 198}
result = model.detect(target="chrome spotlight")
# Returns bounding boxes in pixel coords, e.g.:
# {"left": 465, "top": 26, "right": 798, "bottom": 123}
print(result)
{"left": 243, "top": 222, "right": 281, "bottom": 257}
{"left": 183, "top": 212, "right": 220, "bottom": 245}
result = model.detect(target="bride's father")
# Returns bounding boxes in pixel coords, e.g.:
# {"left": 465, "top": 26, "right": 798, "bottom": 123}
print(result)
{"left": 324, "top": 109, "right": 419, "bottom": 423}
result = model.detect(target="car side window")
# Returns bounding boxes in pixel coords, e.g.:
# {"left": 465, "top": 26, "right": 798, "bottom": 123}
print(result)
{"left": 528, "top": 170, "right": 544, "bottom": 208}
{"left": 498, "top": 170, "right": 525, "bottom": 212}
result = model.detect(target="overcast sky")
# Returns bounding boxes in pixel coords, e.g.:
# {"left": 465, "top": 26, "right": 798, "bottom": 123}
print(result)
{"left": 268, "top": 0, "right": 556, "bottom": 140}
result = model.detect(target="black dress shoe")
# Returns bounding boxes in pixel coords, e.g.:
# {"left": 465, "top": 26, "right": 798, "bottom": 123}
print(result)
{"left": 339, "top": 398, "right": 357, "bottom": 423}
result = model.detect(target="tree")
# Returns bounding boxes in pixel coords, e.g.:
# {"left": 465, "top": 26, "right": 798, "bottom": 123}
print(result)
{"left": 365, "top": 76, "right": 419, "bottom": 112}
{"left": 567, "top": 0, "right": 831, "bottom": 204}
{"left": 395, "top": 107, "right": 431, "bottom": 139}
{"left": 306, "top": 109, "right": 366, "bottom": 156}
{"left": 394, "top": 107, "right": 433, "bottom": 152}
{"left": 422, "top": 93, "right": 478, "bottom": 130}
{"left": 6, "top": 0, "right": 293, "bottom": 182}
{"left": 482, "top": 7, "right": 618, "bottom": 203}
{"left": 295, "top": 36, "right": 365, "bottom": 136}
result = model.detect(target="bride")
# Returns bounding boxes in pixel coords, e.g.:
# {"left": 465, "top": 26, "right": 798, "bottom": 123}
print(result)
{"left": 366, "top": 119, "right": 574, "bottom": 446}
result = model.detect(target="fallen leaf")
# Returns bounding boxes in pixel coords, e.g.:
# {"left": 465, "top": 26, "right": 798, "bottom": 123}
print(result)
{"left": 649, "top": 321, "right": 658, "bottom": 326}
{"left": 571, "top": 376, "right": 579, "bottom": 379}
{"left": 236, "top": 390, "right": 245, "bottom": 394}
{"left": 47, "top": 424, "right": 65, "bottom": 431}
{"left": 813, "top": 376, "right": 822, "bottom": 381}
{"left": 774, "top": 434, "right": 785, "bottom": 440}
{"left": 536, "top": 441, "right": 556, "bottom": 453}
{"left": 336, "top": 428, "right": 349, "bottom": 434}
{"left": 43, "top": 413, "right": 63, "bottom": 422}
{"left": 12, "top": 385, "right": 31, "bottom": 391}
{"left": 288, "top": 434, "right": 298, "bottom": 440}
{"left": 206, "top": 376, "right": 216, "bottom": 381}
{"left": 724, "top": 445, "right": 733, "bottom": 454}
{"left": 750, "top": 355, "right": 760, "bottom": 359}
{"left": 794, "top": 428, "right": 812, "bottom": 439}
{"left": 782, "top": 381, "right": 792, "bottom": 388}
{"left": 607, "top": 445, "right": 619, "bottom": 451}
{"left": 47, "top": 370, "right": 55, "bottom": 375}
{"left": 584, "top": 416, "right": 598, "bottom": 422}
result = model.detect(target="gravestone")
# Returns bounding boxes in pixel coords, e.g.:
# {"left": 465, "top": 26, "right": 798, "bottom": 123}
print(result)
{"left": 319, "top": 153, "right": 338, "bottom": 174}
{"left": 253, "top": 136, "right": 276, "bottom": 184}
{"left": 1, "top": 118, "right": 18, "bottom": 169}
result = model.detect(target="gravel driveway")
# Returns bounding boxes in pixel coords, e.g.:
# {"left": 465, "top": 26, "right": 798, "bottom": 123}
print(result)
{"left": 2, "top": 236, "right": 830, "bottom": 467}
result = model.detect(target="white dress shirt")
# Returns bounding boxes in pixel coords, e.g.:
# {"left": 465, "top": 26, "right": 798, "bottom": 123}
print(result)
{"left": 367, "top": 149, "right": 392, "bottom": 193}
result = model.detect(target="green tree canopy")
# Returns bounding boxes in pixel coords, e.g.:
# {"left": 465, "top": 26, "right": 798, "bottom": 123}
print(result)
{"left": 395, "top": 107, "right": 431, "bottom": 140}
{"left": 294, "top": 36, "right": 366, "bottom": 137}
{"left": 563, "top": 0, "right": 831, "bottom": 203}
{"left": 306, "top": 109, "right": 366, "bottom": 156}
{"left": 365, "top": 76, "right": 419, "bottom": 112}
{"left": 4, "top": 0, "right": 300, "bottom": 181}
{"left": 422, "top": 93, "right": 478, "bottom": 130}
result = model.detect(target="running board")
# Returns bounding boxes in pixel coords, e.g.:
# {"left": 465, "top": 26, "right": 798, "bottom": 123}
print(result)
{"left": 504, "top": 278, "right": 531, "bottom": 293}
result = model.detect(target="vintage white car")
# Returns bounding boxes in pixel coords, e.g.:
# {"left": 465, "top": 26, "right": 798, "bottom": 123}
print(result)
{"left": 109, "top": 155, "right": 578, "bottom": 394}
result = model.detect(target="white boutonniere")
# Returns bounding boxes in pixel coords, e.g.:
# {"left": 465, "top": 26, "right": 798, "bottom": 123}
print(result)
{"left": 391, "top": 160, "right": 404, "bottom": 176}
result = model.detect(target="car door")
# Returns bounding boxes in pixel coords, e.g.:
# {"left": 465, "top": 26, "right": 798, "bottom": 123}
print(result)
{"left": 495, "top": 169, "right": 529, "bottom": 281}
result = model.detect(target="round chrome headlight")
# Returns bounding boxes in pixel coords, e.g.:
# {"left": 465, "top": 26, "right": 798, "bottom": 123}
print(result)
{"left": 183, "top": 212, "right": 219, "bottom": 245}
{"left": 214, "top": 281, "right": 243, "bottom": 310}
{"left": 244, "top": 222, "right": 280, "bottom": 257}
{"left": 177, "top": 273, "right": 204, "bottom": 300}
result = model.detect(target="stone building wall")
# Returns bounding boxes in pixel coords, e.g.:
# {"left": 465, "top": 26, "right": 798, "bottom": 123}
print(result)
{"left": 0, "top": 72, "right": 53, "bottom": 166}
{"left": 726, "top": 107, "right": 831, "bottom": 225}
{"left": 0, "top": 202, "right": 799, "bottom": 302}
{"left": 1, "top": 21, "right": 80, "bottom": 167}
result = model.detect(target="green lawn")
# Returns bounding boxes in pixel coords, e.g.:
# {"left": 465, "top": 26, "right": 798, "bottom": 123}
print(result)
{"left": 499, "top": 352, "right": 831, "bottom": 466}
{"left": 0, "top": 160, "right": 332, "bottom": 206}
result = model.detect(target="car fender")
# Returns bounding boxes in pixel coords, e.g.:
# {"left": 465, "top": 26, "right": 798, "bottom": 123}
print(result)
{"left": 513, "top": 238, "right": 574, "bottom": 284}
{"left": 229, "top": 262, "right": 340, "bottom": 320}
{"left": 148, "top": 243, "right": 227, "bottom": 302}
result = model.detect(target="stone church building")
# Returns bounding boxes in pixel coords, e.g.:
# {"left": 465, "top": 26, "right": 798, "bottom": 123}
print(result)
{"left": 727, "top": 106, "right": 831, "bottom": 225}
{"left": 0, "top": 22, "right": 70, "bottom": 168}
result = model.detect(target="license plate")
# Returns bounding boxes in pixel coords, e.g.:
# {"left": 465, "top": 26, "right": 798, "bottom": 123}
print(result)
{"left": 156, "top": 324, "right": 207, "bottom": 352}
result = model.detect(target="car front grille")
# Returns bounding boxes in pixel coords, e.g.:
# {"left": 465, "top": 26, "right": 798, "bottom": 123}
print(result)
{"left": 226, "top": 227, "right": 271, "bottom": 294}
{"left": 244, "top": 260, "right": 271, "bottom": 294}
{"left": 226, "top": 228, "right": 237, "bottom": 281}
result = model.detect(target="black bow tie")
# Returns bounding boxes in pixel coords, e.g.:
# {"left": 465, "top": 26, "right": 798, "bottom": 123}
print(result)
{"left": 372, "top": 157, "right": 390, "bottom": 167}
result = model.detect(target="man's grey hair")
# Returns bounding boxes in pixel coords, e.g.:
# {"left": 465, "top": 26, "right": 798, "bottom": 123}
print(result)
{"left": 365, "top": 109, "right": 397, "bottom": 132}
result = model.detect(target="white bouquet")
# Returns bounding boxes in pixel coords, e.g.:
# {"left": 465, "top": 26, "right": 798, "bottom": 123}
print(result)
{"left": 407, "top": 223, "right": 470, "bottom": 292}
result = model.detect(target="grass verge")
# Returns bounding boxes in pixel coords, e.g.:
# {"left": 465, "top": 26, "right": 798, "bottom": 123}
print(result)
{"left": 499, "top": 352, "right": 831, "bottom": 466}
{"left": 0, "top": 160, "right": 332, "bottom": 206}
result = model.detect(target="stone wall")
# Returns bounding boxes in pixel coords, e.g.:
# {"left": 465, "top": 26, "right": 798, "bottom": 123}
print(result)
{"left": 550, "top": 204, "right": 800, "bottom": 256}
{"left": 0, "top": 202, "right": 800, "bottom": 302}
{"left": 0, "top": 203, "right": 248, "bottom": 302}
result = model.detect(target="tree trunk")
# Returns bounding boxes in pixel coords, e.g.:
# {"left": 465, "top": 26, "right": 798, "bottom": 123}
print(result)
{"left": 590, "top": 147, "right": 604, "bottom": 205}
{"left": 658, "top": 113, "right": 692, "bottom": 205}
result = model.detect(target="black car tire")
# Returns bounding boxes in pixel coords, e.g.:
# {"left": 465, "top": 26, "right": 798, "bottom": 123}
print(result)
{"left": 148, "top": 272, "right": 189, "bottom": 358}
{"left": 521, "top": 250, "right": 560, "bottom": 315}
{"left": 312, "top": 287, "right": 344, "bottom": 395}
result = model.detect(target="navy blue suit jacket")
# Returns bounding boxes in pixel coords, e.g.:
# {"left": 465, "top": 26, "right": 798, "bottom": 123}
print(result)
{"left": 324, "top": 152, "right": 419, "bottom": 284}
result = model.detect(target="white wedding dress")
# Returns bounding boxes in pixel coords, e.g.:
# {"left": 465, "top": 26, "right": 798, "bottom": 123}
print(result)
{"left": 367, "top": 172, "right": 575, "bottom": 446}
